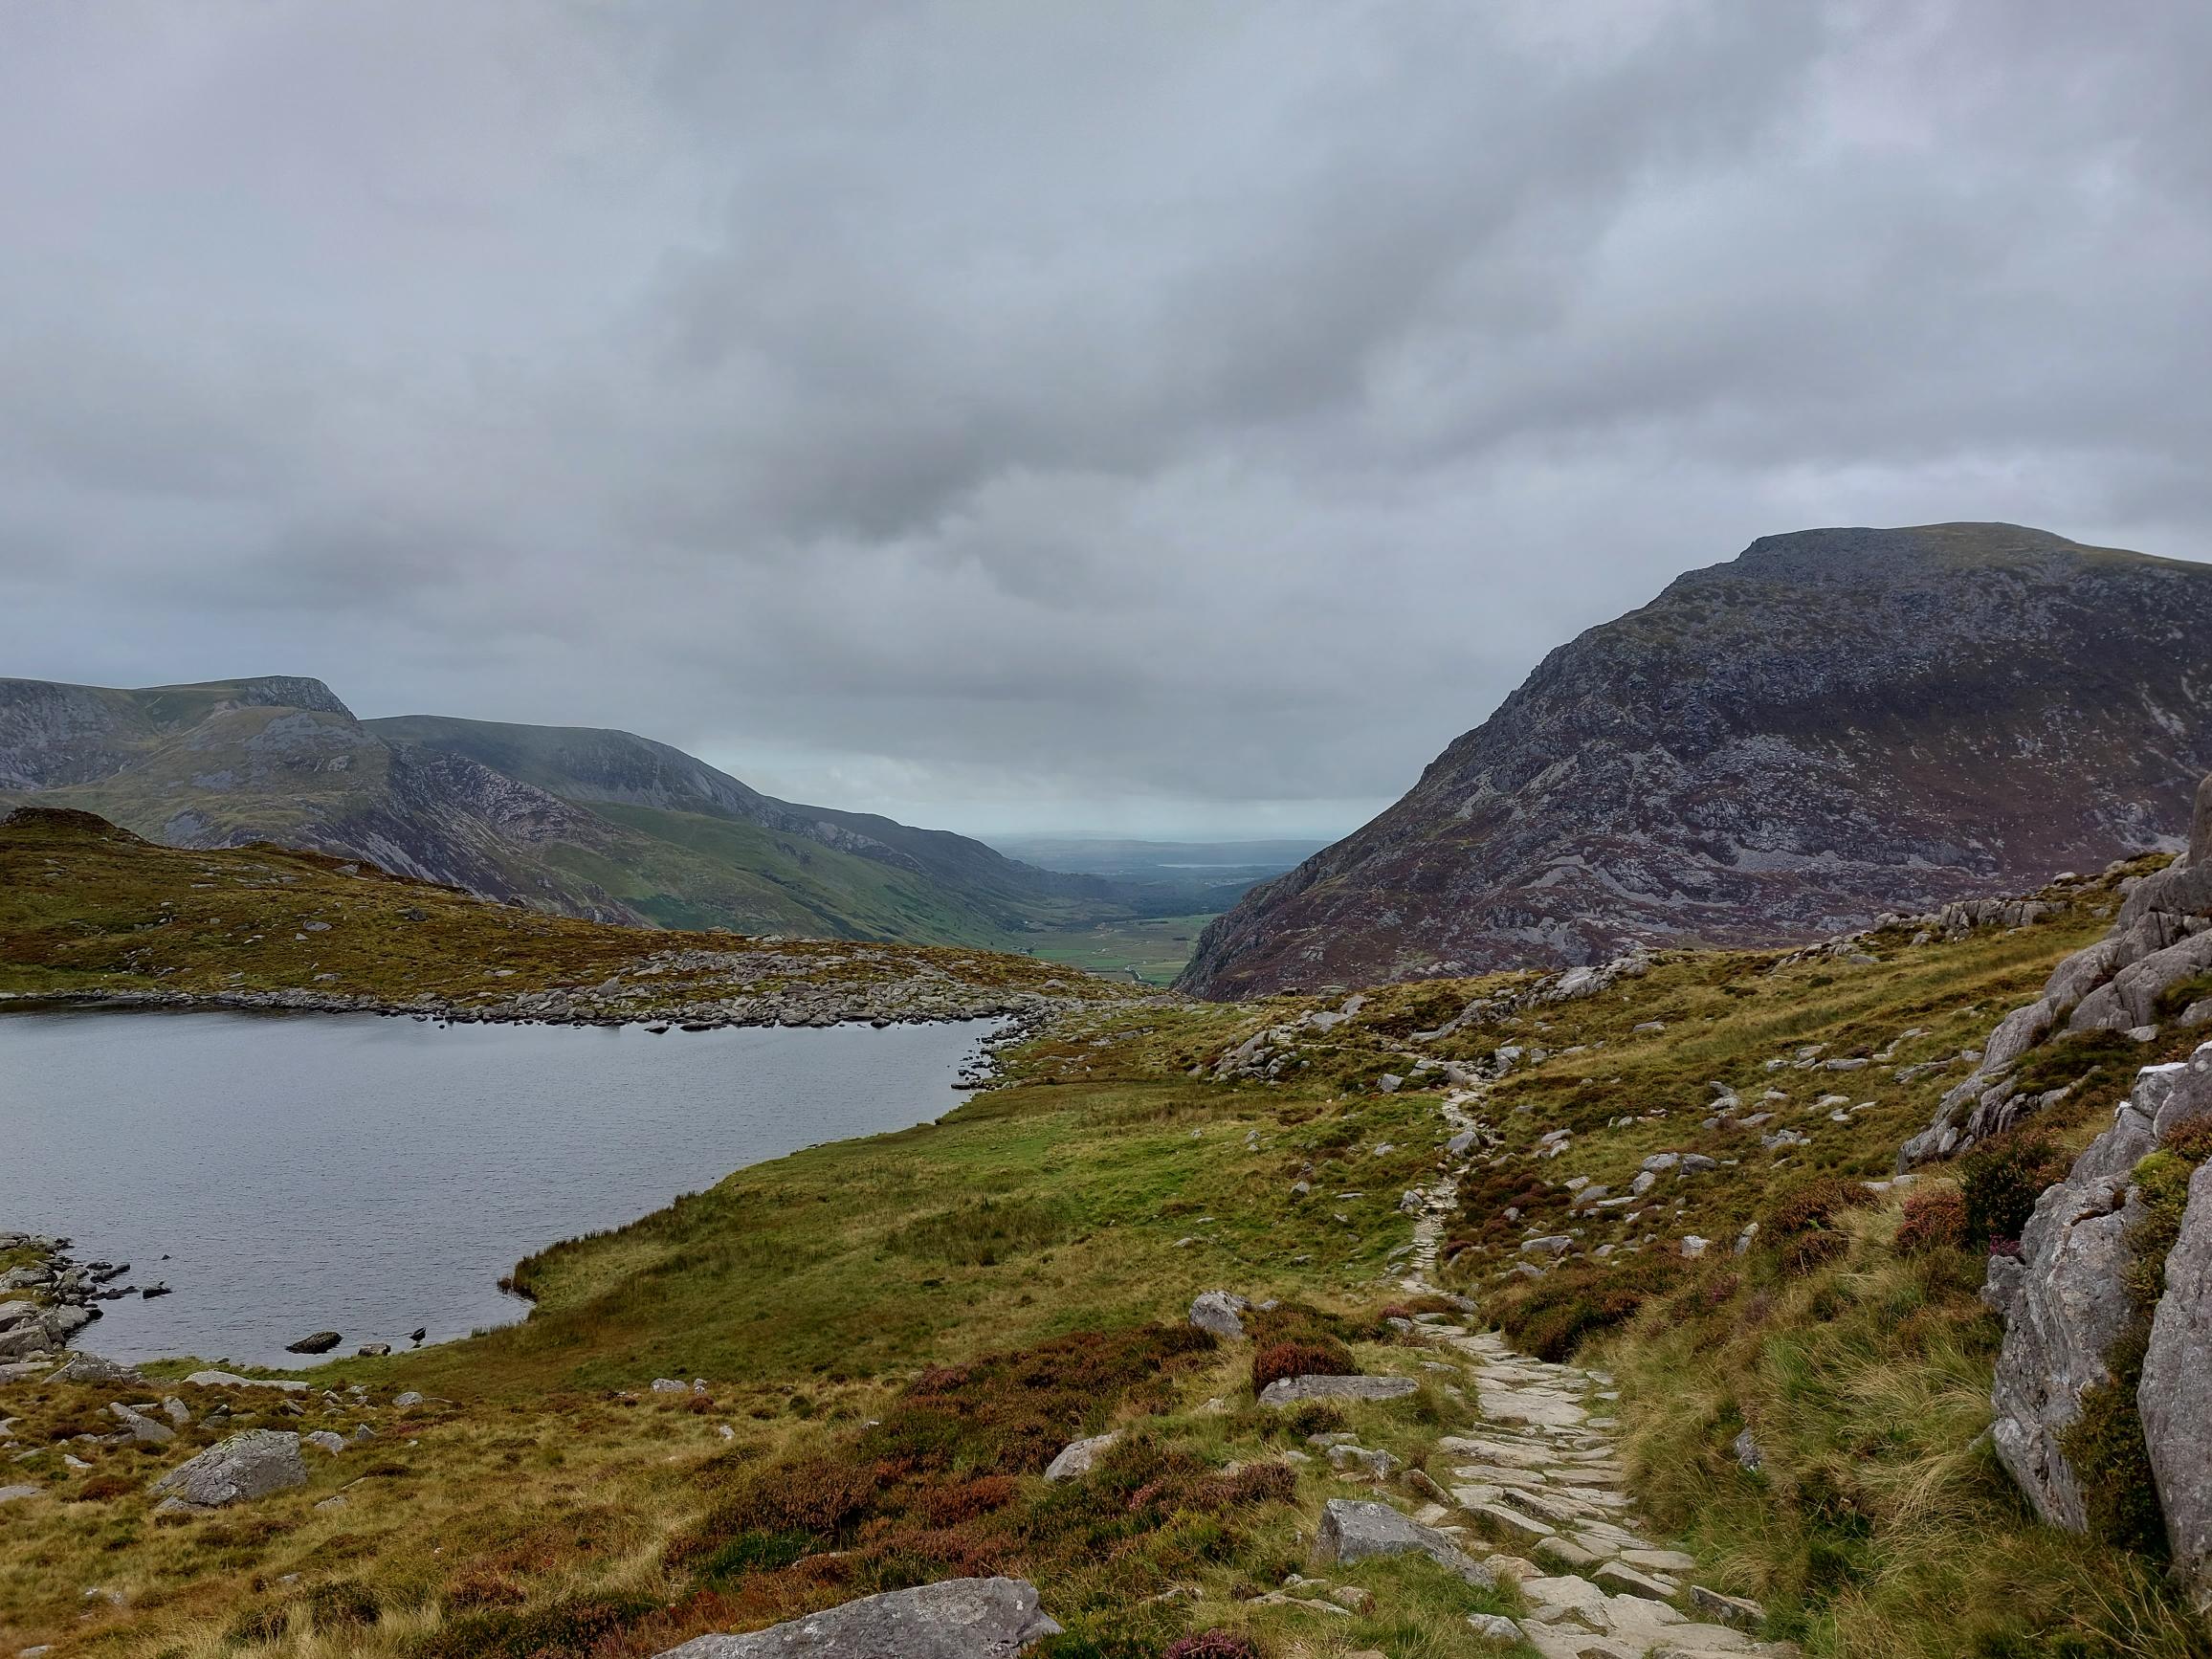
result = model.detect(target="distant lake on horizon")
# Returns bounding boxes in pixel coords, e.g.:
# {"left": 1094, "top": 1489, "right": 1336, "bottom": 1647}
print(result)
{"left": 0, "top": 1010, "right": 992, "bottom": 1369}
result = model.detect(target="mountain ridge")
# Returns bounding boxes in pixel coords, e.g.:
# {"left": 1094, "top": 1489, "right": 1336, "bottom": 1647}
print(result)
{"left": 0, "top": 675, "right": 1145, "bottom": 947}
{"left": 1180, "top": 521, "right": 2212, "bottom": 998}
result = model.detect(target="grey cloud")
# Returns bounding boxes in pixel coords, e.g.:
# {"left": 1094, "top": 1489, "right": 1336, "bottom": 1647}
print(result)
{"left": 0, "top": 1, "right": 2207, "bottom": 835}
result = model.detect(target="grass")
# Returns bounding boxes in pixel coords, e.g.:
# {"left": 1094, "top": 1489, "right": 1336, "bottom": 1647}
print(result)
{"left": 4, "top": 825, "right": 2209, "bottom": 1655}
{"left": 0, "top": 807, "right": 1128, "bottom": 1012}
{"left": 1023, "top": 915, "right": 1224, "bottom": 987}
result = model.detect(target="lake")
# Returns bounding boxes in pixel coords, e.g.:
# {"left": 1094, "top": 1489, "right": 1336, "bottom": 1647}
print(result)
{"left": 0, "top": 1010, "right": 993, "bottom": 1368}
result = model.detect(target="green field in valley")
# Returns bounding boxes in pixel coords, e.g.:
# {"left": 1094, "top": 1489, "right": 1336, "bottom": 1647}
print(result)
{"left": 1019, "top": 912, "right": 1220, "bottom": 985}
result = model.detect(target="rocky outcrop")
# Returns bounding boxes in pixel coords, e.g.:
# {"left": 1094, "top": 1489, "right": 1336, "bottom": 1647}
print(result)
{"left": 2141, "top": 1159, "right": 2212, "bottom": 1612}
{"left": 148, "top": 1429, "right": 307, "bottom": 1511}
{"left": 1183, "top": 524, "right": 2212, "bottom": 997}
{"left": 1983, "top": 1046, "right": 2212, "bottom": 1590}
{"left": 653, "top": 1578, "right": 1061, "bottom": 1657}
{"left": 1902, "top": 773, "right": 2212, "bottom": 1169}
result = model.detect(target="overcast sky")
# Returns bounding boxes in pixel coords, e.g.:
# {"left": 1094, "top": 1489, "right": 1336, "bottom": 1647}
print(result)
{"left": 3, "top": 3, "right": 2208, "bottom": 839}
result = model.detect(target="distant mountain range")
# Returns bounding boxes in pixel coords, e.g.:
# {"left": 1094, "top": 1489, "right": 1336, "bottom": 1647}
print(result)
{"left": 0, "top": 676, "right": 1200, "bottom": 948}
{"left": 1181, "top": 522, "right": 2212, "bottom": 997}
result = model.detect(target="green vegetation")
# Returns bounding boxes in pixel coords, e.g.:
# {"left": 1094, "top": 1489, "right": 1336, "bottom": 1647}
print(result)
{"left": 0, "top": 807, "right": 1111, "bottom": 1011}
{"left": 3, "top": 826, "right": 2209, "bottom": 1655}
{"left": 1022, "top": 914, "right": 1222, "bottom": 986}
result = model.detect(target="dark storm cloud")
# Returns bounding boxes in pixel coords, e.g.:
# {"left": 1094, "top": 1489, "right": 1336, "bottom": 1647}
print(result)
{"left": 1, "top": 1, "right": 2207, "bottom": 835}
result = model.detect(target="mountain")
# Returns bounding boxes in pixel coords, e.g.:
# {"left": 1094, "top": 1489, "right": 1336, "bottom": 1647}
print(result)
{"left": 1180, "top": 522, "right": 2212, "bottom": 998}
{"left": 0, "top": 676, "right": 1138, "bottom": 946}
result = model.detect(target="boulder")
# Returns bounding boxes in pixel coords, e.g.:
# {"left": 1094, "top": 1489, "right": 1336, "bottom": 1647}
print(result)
{"left": 1042, "top": 1432, "right": 1119, "bottom": 1483}
{"left": 108, "top": 1403, "right": 174, "bottom": 1445}
{"left": 1188, "top": 1291, "right": 1250, "bottom": 1339}
{"left": 1987, "top": 1050, "right": 2212, "bottom": 1528}
{"left": 652, "top": 1577, "right": 1061, "bottom": 1657}
{"left": 148, "top": 1430, "right": 307, "bottom": 1510}
{"left": 2141, "top": 1158, "right": 2212, "bottom": 1613}
{"left": 284, "top": 1331, "right": 342, "bottom": 1355}
{"left": 1258, "top": 1374, "right": 1418, "bottom": 1406}
{"left": 1316, "top": 1497, "right": 1496, "bottom": 1586}
{"left": 1988, "top": 1137, "right": 2151, "bottom": 1528}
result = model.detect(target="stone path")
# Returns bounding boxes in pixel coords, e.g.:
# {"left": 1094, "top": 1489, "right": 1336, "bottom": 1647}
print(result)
{"left": 1383, "top": 1081, "right": 1790, "bottom": 1657}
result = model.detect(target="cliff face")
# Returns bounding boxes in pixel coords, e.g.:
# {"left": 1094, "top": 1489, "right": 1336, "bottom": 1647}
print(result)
{"left": 1181, "top": 523, "right": 2212, "bottom": 998}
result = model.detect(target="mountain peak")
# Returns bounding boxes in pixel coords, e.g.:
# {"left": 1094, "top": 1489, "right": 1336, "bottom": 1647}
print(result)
{"left": 144, "top": 675, "right": 356, "bottom": 720}
{"left": 1182, "top": 521, "right": 2212, "bottom": 997}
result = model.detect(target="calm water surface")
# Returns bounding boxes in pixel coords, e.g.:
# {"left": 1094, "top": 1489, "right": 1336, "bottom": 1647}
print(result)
{"left": 0, "top": 1010, "right": 992, "bottom": 1367}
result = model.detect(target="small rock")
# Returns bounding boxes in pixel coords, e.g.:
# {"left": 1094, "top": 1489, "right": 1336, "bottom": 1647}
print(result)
{"left": 1621, "top": 1547, "right": 1698, "bottom": 1574}
{"left": 1189, "top": 1290, "right": 1250, "bottom": 1339}
{"left": 284, "top": 1331, "right": 342, "bottom": 1356}
{"left": 1732, "top": 1428, "right": 1763, "bottom": 1472}
{"left": 304, "top": 1430, "right": 346, "bottom": 1454}
{"left": 107, "top": 1403, "right": 173, "bottom": 1445}
{"left": 1468, "top": 1613, "right": 1522, "bottom": 1643}
{"left": 1689, "top": 1584, "right": 1767, "bottom": 1629}
{"left": 1043, "top": 1432, "right": 1119, "bottom": 1483}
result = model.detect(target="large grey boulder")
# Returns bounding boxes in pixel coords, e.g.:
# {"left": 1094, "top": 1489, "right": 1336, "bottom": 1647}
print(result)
{"left": 1989, "top": 1171, "right": 2145, "bottom": 1528}
{"left": 1189, "top": 1291, "right": 1249, "bottom": 1339}
{"left": 1316, "top": 1497, "right": 1495, "bottom": 1586}
{"left": 148, "top": 1430, "right": 306, "bottom": 1510}
{"left": 2141, "top": 1159, "right": 2212, "bottom": 1613}
{"left": 653, "top": 1577, "right": 1061, "bottom": 1657}
{"left": 1986, "top": 1051, "right": 2212, "bottom": 1529}
{"left": 1258, "top": 1374, "right": 1418, "bottom": 1406}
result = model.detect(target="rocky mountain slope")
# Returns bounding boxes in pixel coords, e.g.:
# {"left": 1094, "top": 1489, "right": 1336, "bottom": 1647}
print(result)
{"left": 1182, "top": 522, "right": 2212, "bottom": 998}
{"left": 0, "top": 676, "right": 1151, "bottom": 947}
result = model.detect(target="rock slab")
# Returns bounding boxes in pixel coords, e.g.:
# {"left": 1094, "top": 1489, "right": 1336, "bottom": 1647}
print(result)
{"left": 1258, "top": 1374, "right": 1418, "bottom": 1406}
{"left": 1316, "top": 1497, "right": 1496, "bottom": 1586}
{"left": 653, "top": 1577, "right": 1061, "bottom": 1657}
{"left": 148, "top": 1429, "right": 306, "bottom": 1510}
